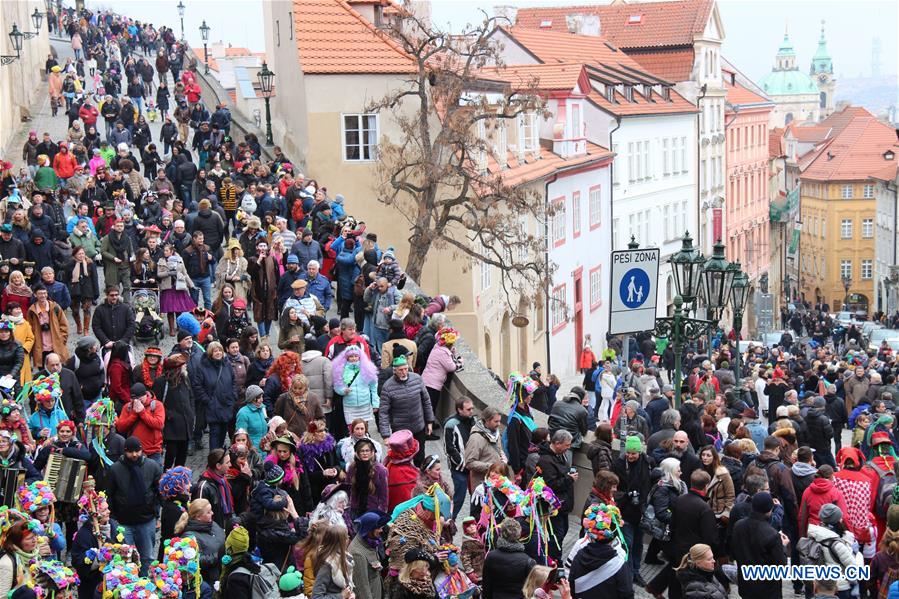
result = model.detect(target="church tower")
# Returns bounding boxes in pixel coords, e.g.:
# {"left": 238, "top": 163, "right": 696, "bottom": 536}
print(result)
{"left": 810, "top": 20, "right": 836, "bottom": 119}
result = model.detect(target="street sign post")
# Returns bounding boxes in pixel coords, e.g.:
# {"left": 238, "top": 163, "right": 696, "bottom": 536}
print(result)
{"left": 609, "top": 247, "right": 661, "bottom": 335}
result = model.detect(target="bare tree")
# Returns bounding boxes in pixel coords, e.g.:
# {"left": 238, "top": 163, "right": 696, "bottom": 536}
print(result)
{"left": 369, "top": 6, "right": 553, "bottom": 308}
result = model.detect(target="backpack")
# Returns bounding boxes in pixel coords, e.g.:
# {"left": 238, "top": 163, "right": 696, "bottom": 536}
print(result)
{"left": 232, "top": 563, "right": 280, "bottom": 599}
{"left": 796, "top": 536, "right": 838, "bottom": 566}
{"left": 869, "top": 460, "right": 897, "bottom": 520}
{"left": 879, "top": 565, "right": 899, "bottom": 599}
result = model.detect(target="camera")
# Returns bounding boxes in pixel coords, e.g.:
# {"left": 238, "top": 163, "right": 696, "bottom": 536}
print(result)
{"left": 40, "top": 323, "right": 51, "bottom": 332}
{"left": 548, "top": 568, "right": 567, "bottom": 584}
{"left": 628, "top": 490, "right": 641, "bottom": 506}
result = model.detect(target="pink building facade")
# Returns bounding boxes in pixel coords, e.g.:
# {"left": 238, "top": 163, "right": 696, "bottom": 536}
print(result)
{"left": 725, "top": 78, "right": 774, "bottom": 321}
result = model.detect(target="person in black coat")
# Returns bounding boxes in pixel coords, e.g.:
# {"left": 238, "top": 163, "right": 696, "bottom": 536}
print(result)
{"left": 824, "top": 384, "right": 848, "bottom": 453}
{"left": 66, "top": 337, "right": 105, "bottom": 406}
{"left": 805, "top": 397, "right": 836, "bottom": 467}
{"left": 153, "top": 353, "right": 194, "bottom": 469}
{"left": 611, "top": 437, "right": 654, "bottom": 586}
{"left": 157, "top": 465, "right": 193, "bottom": 561}
{"left": 506, "top": 393, "right": 535, "bottom": 476}
{"left": 535, "top": 432, "right": 576, "bottom": 563}
{"left": 571, "top": 506, "right": 634, "bottom": 599}
{"left": 256, "top": 506, "right": 302, "bottom": 571}
{"left": 729, "top": 492, "right": 789, "bottom": 599}
{"left": 0, "top": 324, "right": 24, "bottom": 382}
{"left": 190, "top": 343, "right": 236, "bottom": 451}
{"left": 482, "top": 518, "right": 537, "bottom": 599}
{"left": 70, "top": 493, "right": 121, "bottom": 599}
{"left": 91, "top": 288, "right": 137, "bottom": 348}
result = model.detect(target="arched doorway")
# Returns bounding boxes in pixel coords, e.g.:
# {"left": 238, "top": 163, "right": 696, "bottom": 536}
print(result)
{"left": 501, "top": 312, "right": 511, "bottom": 378}
{"left": 785, "top": 112, "right": 794, "bottom": 125}
{"left": 484, "top": 332, "right": 492, "bottom": 371}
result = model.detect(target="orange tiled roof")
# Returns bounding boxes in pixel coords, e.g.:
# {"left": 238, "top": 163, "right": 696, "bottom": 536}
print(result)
{"left": 488, "top": 141, "right": 612, "bottom": 187}
{"left": 870, "top": 162, "right": 899, "bottom": 183}
{"left": 725, "top": 81, "right": 771, "bottom": 107}
{"left": 789, "top": 125, "right": 832, "bottom": 143}
{"left": 478, "top": 63, "right": 588, "bottom": 92}
{"left": 627, "top": 49, "right": 694, "bottom": 82}
{"left": 192, "top": 48, "right": 219, "bottom": 72}
{"left": 515, "top": 0, "right": 715, "bottom": 49}
{"left": 500, "top": 28, "right": 697, "bottom": 116}
{"left": 769, "top": 127, "right": 785, "bottom": 158}
{"left": 819, "top": 106, "right": 877, "bottom": 138}
{"left": 224, "top": 47, "right": 252, "bottom": 57}
{"left": 802, "top": 114, "right": 898, "bottom": 182}
{"left": 292, "top": 0, "right": 414, "bottom": 74}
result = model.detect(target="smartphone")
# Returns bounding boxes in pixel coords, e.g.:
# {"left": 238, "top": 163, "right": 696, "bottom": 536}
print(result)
{"left": 548, "top": 568, "right": 567, "bottom": 584}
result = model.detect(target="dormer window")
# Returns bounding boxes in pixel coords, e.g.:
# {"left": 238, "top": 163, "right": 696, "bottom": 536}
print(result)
{"left": 885, "top": 149, "right": 896, "bottom": 161}
{"left": 643, "top": 85, "right": 653, "bottom": 100}
{"left": 661, "top": 86, "right": 671, "bottom": 101}
{"left": 517, "top": 112, "right": 539, "bottom": 160}
{"left": 540, "top": 19, "right": 552, "bottom": 28}
{"left": 494, "top": 120, "right": 508, "bottom": 169}
{"left": 623, "top": 85, "right": 634, "bottom": 102}
{"left": 627, "top": 14, "right": 643, "bottom": 24}
{"left": 605, "top": 84, "right": 614, "bottom": 103}
{"left": 476, "top": 120, "right": 488, "bottom": 173}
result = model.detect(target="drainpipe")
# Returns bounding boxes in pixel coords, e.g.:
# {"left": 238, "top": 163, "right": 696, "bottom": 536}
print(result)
{"left": 544, "top": 173, "right": 559, "bottom": 375}
{"left": 608, "top": 116, "right": 622, "bottom": 353}
{"left": 696, "top": 84, "right": 708, "bottom": 251}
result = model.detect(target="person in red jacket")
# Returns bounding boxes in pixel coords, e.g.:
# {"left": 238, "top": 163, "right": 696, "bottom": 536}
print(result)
{"left": 385, "top": 429, "right": 419, "bottom": 511}
{"left": 115, "top": 382, "right": 165, "bottom": 464}
{"left": 799, "top": 464, "right": 850, "bottom": 536}
{"left": 833, "top": 447, "right": 877, "bottom": 547}
{"left": 51, "top": 142, "right": 77, "bottom": 181}
{"left": 79, "top": 100, "right": 99, "bottom": 129}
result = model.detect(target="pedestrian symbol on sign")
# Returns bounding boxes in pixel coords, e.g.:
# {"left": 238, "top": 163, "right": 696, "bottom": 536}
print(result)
{"left": 619, "top": 268, "right": 650, "bottom": 309}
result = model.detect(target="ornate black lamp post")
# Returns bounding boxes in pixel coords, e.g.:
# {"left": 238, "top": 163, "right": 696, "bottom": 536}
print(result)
{"left": 257, "top": 61, "right": 275, "bottom": 145}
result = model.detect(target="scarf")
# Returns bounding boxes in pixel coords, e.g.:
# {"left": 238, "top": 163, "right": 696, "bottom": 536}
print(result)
{"left": 298, "top": 435, "right": 336, "bottom": 473}
{"left": 5, "top": 279, "right": 32, "bottom": 297}
{"left": 141, "top": 359, "right": 162, "bottom": 387}
{"left": 203, "top": 469, "right": 235, "bottom": 515}
{"left": 343, "top": 363, "right": 361, "bottom": 387}
{"left": 71, "top": 259, "right": 89, "bottom": 284}
{"left": 352, "top": 457, "right": 373, "bottom": 512}
{"left": 6, "top": 314, "right": 22, "bottom": 325}
{"left": 108, "top": 229, "right": 130, "bottom": 260}
{"left": 400, "top": 575, "right": 436, "bottom": 598}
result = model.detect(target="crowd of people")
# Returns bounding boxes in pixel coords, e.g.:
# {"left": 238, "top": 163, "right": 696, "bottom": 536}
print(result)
{"left": 3, "top": 4, "right": 899, "bottom": 599}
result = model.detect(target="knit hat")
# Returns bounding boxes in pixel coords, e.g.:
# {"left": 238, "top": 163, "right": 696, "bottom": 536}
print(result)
{"left": 233, "top": 298, "right": 247, "bottom": 309}
{"left": 224, "top": 525, "right": 250, "bottom": 556}
{"left": 286, "top": 254, "right": 299, "bottom": 264}
{"left": 887, "top": 504, "right": 899, "bottom": 532}
{"left": 130, "top": 382, "right": 147, "bottom": 399}
{"left": 158, "top": 466, "right": 192, "bottom": 499}
{"left": 581, "top": 503, "right": 622, "bottom": 542}
{"left": 124, "top": 436, "right": 142, "bottom": 452}
{"left": 176, "top": 329, "right": 192, "bottom": 342}
{"left": 819, "top": 503, "right": 842, "bottom": 525}
{"left": 176, "top": 312, "right": 201, "bottom": 336}
{"left": 279, "top": 566, "right": 302, "bottom": 594}
{"left": 264, "top": 461, "right": 285, "bottom": 485}
{"left": 751, "top": 492, "right": 774, "bottom": 514}
{"left": 392, "top": 355, "right": 408, "bottom": 367}
{"left": 625, "top": 400, "right": 640, "bottom": 413}
{"left": 245, "top": 385, "right": 264, "bottom": 402}
{"left": 76, "top": 336, "right": 99, "bottom": 352}
{"left": 624, "top": 436, "right": 643, "bottom": 453}
{"left": 812, "top": 396, "right": 826, "bottom": 409}
{"left": 569, "top": 386, "right": 586, "bottom": 400}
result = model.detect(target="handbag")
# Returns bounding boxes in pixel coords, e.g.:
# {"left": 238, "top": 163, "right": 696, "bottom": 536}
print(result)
{"left": 640, "top": 485, "right": 671, "bottom": 541}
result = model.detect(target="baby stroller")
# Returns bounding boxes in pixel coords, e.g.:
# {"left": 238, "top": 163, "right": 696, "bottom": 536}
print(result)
{"left": 132, "top": 287, "right": 164, "bottom": 342}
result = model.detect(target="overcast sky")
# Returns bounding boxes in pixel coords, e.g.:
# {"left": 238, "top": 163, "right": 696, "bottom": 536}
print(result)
{"left": 89, "top": 0, "right": 897, "bottom": 83}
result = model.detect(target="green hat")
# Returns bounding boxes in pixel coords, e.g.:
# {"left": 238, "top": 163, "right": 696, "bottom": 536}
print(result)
{"left": 279, "top": 566, "right": 302, "bottom": 592}
{"left": 624, "top": 435, "right": 643, "bottom": 453}
{"left": 224, "top": 525, "right": 249, "bottom": 556}
{"left": 392, "top": 355, "right": 408, "bottom": 367}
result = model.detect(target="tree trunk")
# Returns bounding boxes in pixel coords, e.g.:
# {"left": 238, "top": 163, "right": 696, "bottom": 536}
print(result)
{"left": 404, "top": 232, "right": 432, "bottom": 284}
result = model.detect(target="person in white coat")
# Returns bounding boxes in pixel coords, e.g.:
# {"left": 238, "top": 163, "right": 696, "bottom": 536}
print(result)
{"left": 598, "top": 366, "right": 617, "bottom": 423}
{"left": 806, "top": 503, "right": 863, "bottom": 597}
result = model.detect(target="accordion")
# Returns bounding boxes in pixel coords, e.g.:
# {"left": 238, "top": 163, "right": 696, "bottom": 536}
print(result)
{"left": 44, "top": 453, "right": 87, "bottom": 503}
{"left": 0, "top": 468, "right": 24, "bottom": 508}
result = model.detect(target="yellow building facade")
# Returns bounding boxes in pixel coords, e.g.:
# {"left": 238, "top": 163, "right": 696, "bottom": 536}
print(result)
{"left": 799, "top": 181, "right": 876, "bottom": 313}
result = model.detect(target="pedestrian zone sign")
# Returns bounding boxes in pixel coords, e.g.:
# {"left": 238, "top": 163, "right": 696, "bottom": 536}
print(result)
{"left": 609, "top": 248, "right": 660, "bottom": 335}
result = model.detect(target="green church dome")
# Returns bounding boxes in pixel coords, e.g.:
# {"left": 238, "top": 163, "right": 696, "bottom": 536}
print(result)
{"left": 760, "top": 69, "right": 818, "bottom": 96}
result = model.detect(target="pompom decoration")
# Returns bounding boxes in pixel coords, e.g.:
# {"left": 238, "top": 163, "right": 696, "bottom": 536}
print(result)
{"left": 523, "top": 476, "right": 562, "bottom": 518}
{"left": 479, "top": 473, "right": 527, "bottom": 549}
{"left": 0, "top": 397, "right": 20, "bottom": 417}
{"left": 158, "top": 466, "right": 192, "bottom": 500}
{"left": 32, "top": 373, "right": 62, "bottom": 404}
{"left": 582, "top": 503, "right": 624, "bottom": 542}
{"left": 102, "top": 556, "right": 141, "bottom": 595}
{"left": 436, "top": 327, "right": 459, "bottom": 347}
{"left": 117, "top": 577, "right": 160, "bottom": 598}
{"left": 17, "top": 480, "right": 56, "bottom": 514}
{"left": 162, "top": 536, "right": 202, "bottom": 592}
{"left": 30, "top": 559, "right": 79, "bottom": 590}
{"left": 85, "top": 397, "right": 116, "bottom": 428}
{"left": 85, "top": 540, "right": 139, "bottom": 568}
{"left": 78, "top": 484, "right": 109, "bottom": 523}
{"left": 149, "top": 561, "right": 183, "bottom": 598}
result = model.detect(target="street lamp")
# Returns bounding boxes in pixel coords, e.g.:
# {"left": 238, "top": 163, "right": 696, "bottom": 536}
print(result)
{"left": 669, "top": 231, "right": 706, "bottom": 309}
{"left": 31, "top": 9, "right": 43, "bottom": 32}
{"left": 842, "top": 275, "right": 852, "bottom": 312}
{"left": 701, "top": 239, "right": 735, "bottom": 323}
{"left": 177, "top": 1, "right": 186, "bottom": 41}
{"left": 257, "top": 60, "right": 275, "bottom": 145}
{"left": 199, "top": 20, "right": 210, "bottom": 74}
{"left": 730, "top": 265, "right": 750, "bottom": 388}
{"left": 1, "top": 25, "right": 24, "bottom": 66}
{"left": 654, "top": 231, "right": 716, "bottom": 407}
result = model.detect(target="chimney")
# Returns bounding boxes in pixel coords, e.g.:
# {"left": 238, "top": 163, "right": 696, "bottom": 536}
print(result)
{"left": 493, "top": 5, "right": 518, "bottom": 25}
{"left": 580, "top": 14, "right": 601, "bottom": 36}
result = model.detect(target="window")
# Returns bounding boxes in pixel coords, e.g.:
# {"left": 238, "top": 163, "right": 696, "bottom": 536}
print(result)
{"left": 572, "top": 191, "right": 581, "bottom": 238}
{"left": 612, "top": 144, "right": 620, "bottom": 185}
{"left": 635, "top": 141, "right": 644, "bottom": 180}
{"left": 475, "top": 120, "right": 487, "bottom": 172}
{"left": 589, "top": 266, "right": 602, "bottom": 311}
{"left": 627, "top": 142, "right": 635, "bottom": 183}
{"left": 343, "top": 114, "right": 378, "bottom": 161}
{"left": 642, "top": 141, "right": 651, "bottom": 179}
{"left": 680, "top": 137, "right": 688, "bottom": 172}
{"left": 840, "top": 219, "right": 852, "bottom": 239}
{"left": 551, "top": 285, "right": 566, "bottom": 333}
{"left": 518, "top": 112, "right": 539, "bottom": 156}
{"left": 863, "top": 218, "right": 874, "bottom": 238}
{"left": 663, "top": 205, "right": 671, "bottom": 240}
{"left": 864, "top": 184, "right": 875, "bottom": 199}
{"left": 480, "top": 259, "right": 491, "bottom": 290}
{"left": 842, "top": 185, "right": 853, "bottom": 199}
{"left": 551, "top": 197, "right": 566, "bottom": 247}
{"left": 862, "top": 259, "right": 873, "bottom": 280}
{"left": 494, "top": 120, "right": 508, "bottom": 168}
{"left": 588, "top": 185, "right": 601, "bottom": 230}
{"left": 571, "top": 103, "right": 582, "bottom": 138}
{"left": 671, "top": 138, "right": 680, "bottom": 173}
{"left": 662, "top": 139, "right": 670, "bottom": 175}
{"left": 612, "top": 218, "right": 620, "bottom": 249}
{"left": 840, "top": 260, "right": 852, "bottom": 280}
{"left": 532, "top": 294, "right": 545, "bottom": 334}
